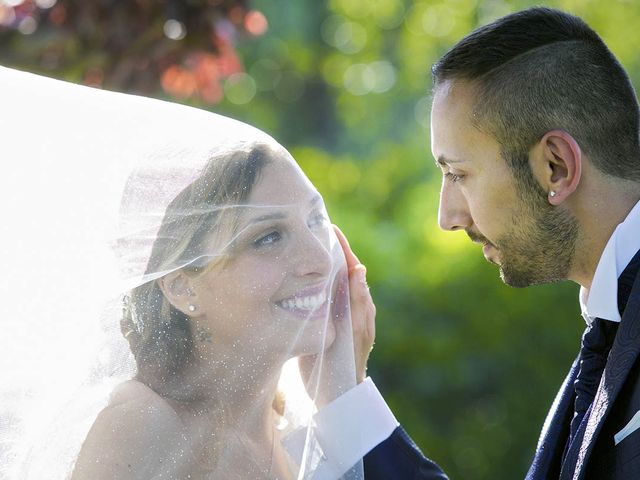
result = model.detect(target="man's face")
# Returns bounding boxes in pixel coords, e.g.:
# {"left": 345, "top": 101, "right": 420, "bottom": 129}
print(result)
{"left": 430, "top": 80, "right": 578, "bottom": 287}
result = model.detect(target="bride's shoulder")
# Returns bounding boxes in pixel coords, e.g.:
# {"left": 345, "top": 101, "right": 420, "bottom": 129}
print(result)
{"left": 104, "top": 379, "right": 181, "bottom": 424}
{"left": 98, "top": 379, "right": 186, "bottom": 440}
{"left": 71, "top": 380, "right": 189, "bottom": 479}
{"left": 110, "top": 379, "right": 172, "bottom": 408}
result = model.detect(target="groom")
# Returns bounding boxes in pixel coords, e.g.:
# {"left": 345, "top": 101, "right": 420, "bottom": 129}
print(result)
{"left": 358, "top": 6, "right": 640, "bottom": 480}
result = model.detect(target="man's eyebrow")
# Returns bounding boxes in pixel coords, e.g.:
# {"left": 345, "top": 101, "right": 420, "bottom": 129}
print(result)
{"left": 434, "top": 155, "right": 465, "bottom": 167}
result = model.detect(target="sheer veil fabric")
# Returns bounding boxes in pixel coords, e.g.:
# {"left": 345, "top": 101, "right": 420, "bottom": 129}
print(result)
{"left": 0, "top": 66, "right": 363, "bottom": 479}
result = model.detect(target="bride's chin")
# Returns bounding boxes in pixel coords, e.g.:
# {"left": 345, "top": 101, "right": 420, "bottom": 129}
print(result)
{"left": 323, "top": 319, "right": 337, "bottom": 349}
{"left": 288, "top": 319, "right": 337, "bottom": 357}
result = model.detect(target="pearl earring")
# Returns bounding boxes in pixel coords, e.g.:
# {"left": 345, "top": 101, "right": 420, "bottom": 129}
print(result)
{"left": 188, "top": 304, "right": 197, "bottom": 312}
{"left": 549, "top": 190, "right": 557, "bottom": 198}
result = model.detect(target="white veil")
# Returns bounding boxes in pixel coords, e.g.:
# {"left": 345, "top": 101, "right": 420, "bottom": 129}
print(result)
{"left": 0, "top": 66, "right": 365, "bottom": 479}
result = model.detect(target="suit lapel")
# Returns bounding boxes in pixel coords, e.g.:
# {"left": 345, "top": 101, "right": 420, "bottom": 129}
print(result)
{"left": 569, "top": 269, "right": 640, "bottom": 479}
{"left": 525, "top": 358, "right": 578, "bottom": 480}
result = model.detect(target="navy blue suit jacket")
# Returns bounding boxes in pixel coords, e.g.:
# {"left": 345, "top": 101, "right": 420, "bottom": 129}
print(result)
{"left": 364, "top": 251, "right": 640, "bottom": 479}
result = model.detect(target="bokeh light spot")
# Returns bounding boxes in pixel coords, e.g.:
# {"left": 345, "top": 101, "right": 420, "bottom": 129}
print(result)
{"left": 250, "top": 58, "right": 281, "bottom": 91}
{"left": 18, "top": 16, "right": 37, "bottom": 35}
{"left": 35, "top": 0, "right": 56, "bottom": 8}
{"left": 163, "top": 19, "right": 186, "bottom": 40}
{"left": 369, "top": 60, "right": 396, "bottom": 93}
{"left": 320, "top": 54, "right": 350, "bottom": 87}
{"left": 244, "top": 10, "right": 268, "bottom": 36}
{"left": 321, "top": 16, "right": 367, "bottom": 54}
{"left": 224, "top": 72, "right": 257, "bottom": 104}
{"left": 336, "top": 21, "right": 367, "bottom": 54}
{"left": 161, "top": 65, "right": 197, "bottom": 99}
{"left": 343, "top": 61, "right": 396, "bottom": 96}
{"left": 422, "top": 5, "right": 455, "bottom": 37}
{"left": 336, "top": 0, "right": 371, "bottom": 19}
{"left": 371, "top": 0, "right": 405, "bottom": 29}
{"left": 321, "top": 15, "right": 344, "bottom": 47}
{"left": 478, "top": 0, "right": 512, "bottom": 25}
{"left": 344, "top": 63, "right": 375, "bottom": 96}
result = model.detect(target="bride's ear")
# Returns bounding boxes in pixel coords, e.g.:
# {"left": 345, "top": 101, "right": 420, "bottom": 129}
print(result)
{"left": 157, "top": 271, "right": 198, "bottom": 316}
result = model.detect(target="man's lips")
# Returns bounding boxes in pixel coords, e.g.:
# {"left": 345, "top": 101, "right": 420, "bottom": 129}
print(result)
{"left": 466, "top": 229, "right": 490, "bottom": 246}
{"left": 466, "top": 229, "right": 499, "bottom": 262}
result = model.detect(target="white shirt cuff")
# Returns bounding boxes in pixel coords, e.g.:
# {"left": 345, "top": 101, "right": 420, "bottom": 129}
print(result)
{"left": 283, "top": 377, "right": 398, "bottom": 478}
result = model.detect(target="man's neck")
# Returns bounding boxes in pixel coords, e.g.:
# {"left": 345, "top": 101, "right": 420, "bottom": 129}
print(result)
{"left": 569, "top": 178, "right": 640, "bottom": 290}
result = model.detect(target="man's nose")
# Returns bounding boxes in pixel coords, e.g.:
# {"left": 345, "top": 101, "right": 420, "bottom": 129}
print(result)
{"left": 437, "top": 180, "right": 471, "bottom": 231}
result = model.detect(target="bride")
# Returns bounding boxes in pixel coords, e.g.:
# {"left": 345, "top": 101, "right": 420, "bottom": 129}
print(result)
{"left": 0, "top": 66, "right": 376, "bottom": 479}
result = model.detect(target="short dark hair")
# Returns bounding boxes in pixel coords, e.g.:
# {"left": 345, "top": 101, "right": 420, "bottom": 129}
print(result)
{"left": 432, "top": 7, "right": 640, "bottom": 182}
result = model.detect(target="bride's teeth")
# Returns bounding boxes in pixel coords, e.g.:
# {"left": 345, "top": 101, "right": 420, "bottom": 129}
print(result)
{"left": 281, "top": 291, "right": 326, "bottom": 311}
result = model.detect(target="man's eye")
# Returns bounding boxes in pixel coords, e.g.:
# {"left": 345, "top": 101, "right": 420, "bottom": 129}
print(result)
{"left": 445, "top": 172, "right": 464, "bottom": 183}
{"left": 253, "top": 231, "right": 281, "bottom": 248}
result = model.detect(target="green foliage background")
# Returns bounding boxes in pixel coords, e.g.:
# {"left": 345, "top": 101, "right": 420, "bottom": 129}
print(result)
{"left": 5, "top": 0, "right": 640, "bottom": 478}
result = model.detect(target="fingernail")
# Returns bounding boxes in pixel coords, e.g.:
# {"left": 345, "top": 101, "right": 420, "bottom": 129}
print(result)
{"left": 357, "top": 266, "right": 367, "bottom": 283}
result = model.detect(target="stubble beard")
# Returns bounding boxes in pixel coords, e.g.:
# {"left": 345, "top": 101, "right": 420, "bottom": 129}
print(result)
{"left": 496, "top": 176, "right": 579, "bottom": 288}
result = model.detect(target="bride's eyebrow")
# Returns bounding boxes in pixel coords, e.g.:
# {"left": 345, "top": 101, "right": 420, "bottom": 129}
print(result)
{"left": 249, "top": 212, "right": 287, "bottom": 224}
{"left": 246, "top": 194, "right": 324, "bottom": 225}
{"left": 310, "top": 193, "right": 322, "bottom": 206}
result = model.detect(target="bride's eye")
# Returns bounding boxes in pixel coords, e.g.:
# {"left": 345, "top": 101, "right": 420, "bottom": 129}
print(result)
{"left": 253, "top": 230, "right": 281, "bottom": 248}
{"left": 308, "top": 210, "right": 329, "bottom": 229}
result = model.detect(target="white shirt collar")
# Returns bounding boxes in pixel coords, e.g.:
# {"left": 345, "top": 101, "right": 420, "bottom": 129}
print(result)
{"left": 580, "top": 199, "right": 640, "bottom": 325}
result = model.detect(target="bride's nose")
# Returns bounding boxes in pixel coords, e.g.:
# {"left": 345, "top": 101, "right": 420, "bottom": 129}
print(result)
{"left": 290, "top": 229, "right": 332, "bottom": 278}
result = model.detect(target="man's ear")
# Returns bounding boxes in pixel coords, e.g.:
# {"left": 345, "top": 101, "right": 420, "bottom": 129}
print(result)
{"left": 529, "top": 129, "right": 582, "bottom": 205}
{"left": 157, "top": 271, "right": 198, "bottom": 316}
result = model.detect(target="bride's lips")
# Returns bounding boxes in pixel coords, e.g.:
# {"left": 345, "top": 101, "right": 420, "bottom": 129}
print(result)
{"left": 275, "top": 283, "right": 330, "bottom": 320}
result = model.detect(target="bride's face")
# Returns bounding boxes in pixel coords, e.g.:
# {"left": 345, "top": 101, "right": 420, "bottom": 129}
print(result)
{"left": 190, "top": 155, "right": 337, "bottom": 360}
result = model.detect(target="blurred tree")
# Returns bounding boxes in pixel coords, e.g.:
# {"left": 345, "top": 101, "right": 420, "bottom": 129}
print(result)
{"left": 0, "top": 0, "right": 267, "bottom": 102}
{"left": 4, "top": 0, "right": 640, "bottom": 478}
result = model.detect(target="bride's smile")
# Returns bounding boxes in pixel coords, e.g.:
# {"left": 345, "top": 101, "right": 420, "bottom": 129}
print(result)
{"left": 187, "top": 155, "right": 338, "bottom": 359}
{"left": 275, "top": 282, "right": 329, "bottom": 318}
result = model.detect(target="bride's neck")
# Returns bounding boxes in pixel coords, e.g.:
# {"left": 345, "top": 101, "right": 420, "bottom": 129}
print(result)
{"left": 180, "top": 346, "right": 285, "bottom": 412}
{"left": 169, "top": 354, "right": 292, "bottom": 478}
